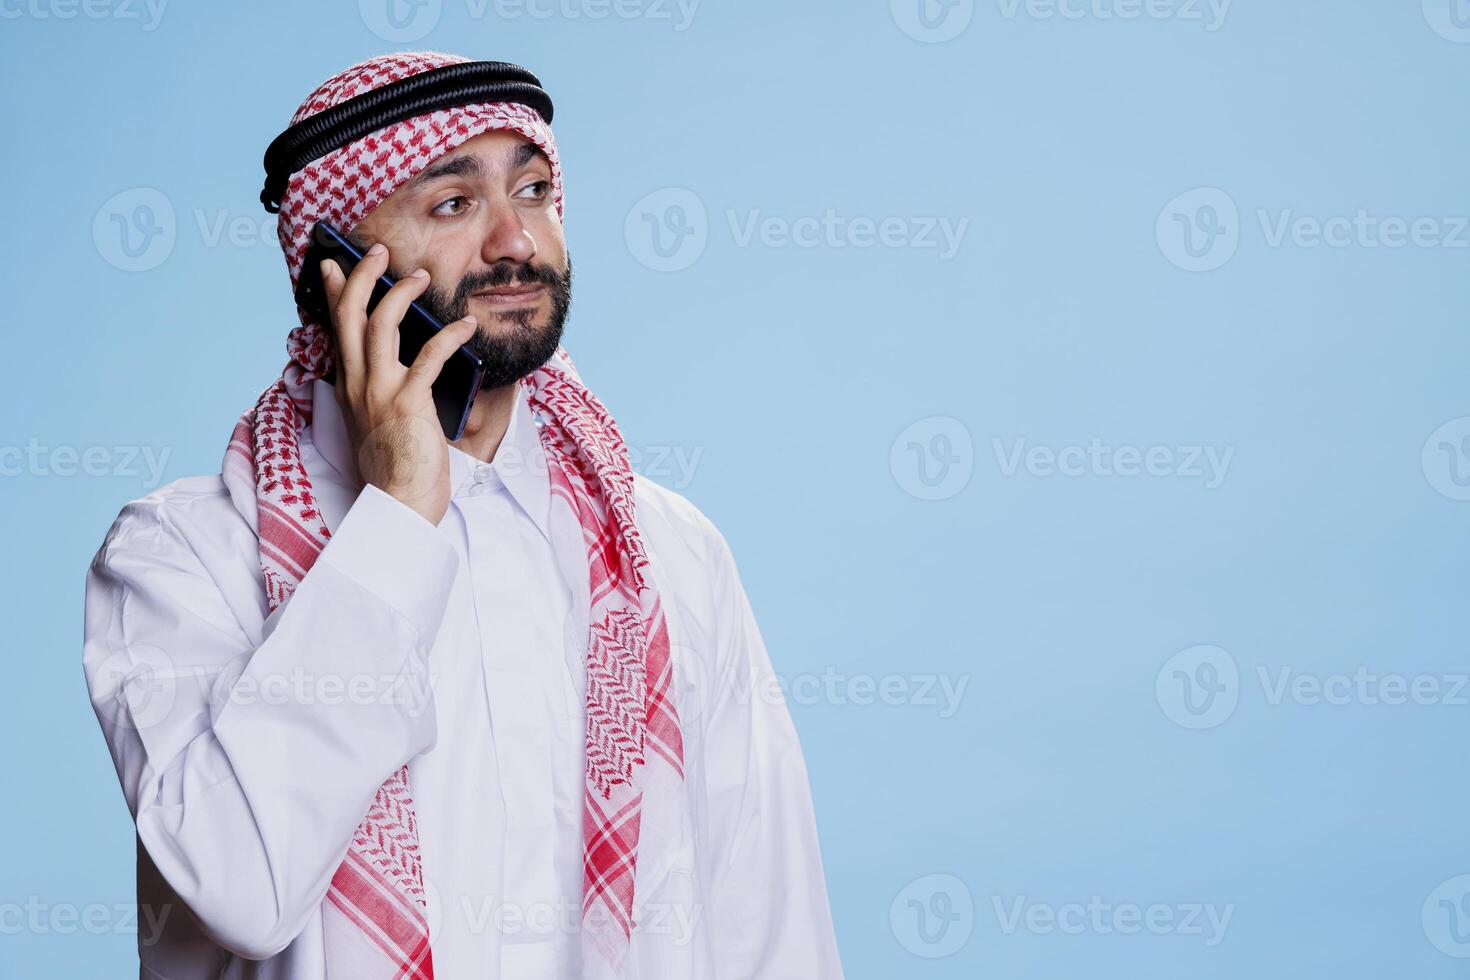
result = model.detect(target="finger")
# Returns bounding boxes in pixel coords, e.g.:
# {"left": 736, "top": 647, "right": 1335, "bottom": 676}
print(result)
{"left": 365, "top": 267, "right": 434, "bottom": 370}
{"left": 336, "top": 241, "right": 391, "bottom": 343}
{"left": 331, "top": 329, "right": 348, "bottom": 402}
{"left": 319, "top": 260, "right": 364, "bottom": 375}
{"left": 405, "top": 316, "right": 478, "bottom": 393}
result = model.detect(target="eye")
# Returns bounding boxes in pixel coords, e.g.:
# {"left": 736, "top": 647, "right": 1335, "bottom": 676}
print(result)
{"left": 432, "top": 195, "right": 471, "bottom": 216}
{"left": 516, "top": 180, "right": 551, "bottom": 202}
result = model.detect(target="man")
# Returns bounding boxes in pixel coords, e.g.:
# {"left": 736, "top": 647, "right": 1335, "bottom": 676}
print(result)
{"left": 82, "top": 51, "right": 843, "bottom": 980}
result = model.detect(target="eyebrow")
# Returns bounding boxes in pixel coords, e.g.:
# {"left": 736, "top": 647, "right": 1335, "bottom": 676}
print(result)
{"left": 511, "top": 141, "right": 546, "bottom": 171}
{"left": 404, "top": 141, "right": 549, "bottom": 192}
{"left": 404, "top": 154, "right": 482, "bottom": 190}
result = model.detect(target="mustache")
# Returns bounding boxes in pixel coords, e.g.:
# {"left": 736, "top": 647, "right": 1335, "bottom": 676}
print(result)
{"left": 411, "top": 258, "right": 571, "bottom": 329}
{"left": 453, "top": 260, "right": 564, "bottom": 301}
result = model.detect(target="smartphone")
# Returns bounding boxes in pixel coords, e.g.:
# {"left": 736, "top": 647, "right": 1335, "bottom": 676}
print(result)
{"left": 295, "top": 221, "right": 483, "bottom": 441}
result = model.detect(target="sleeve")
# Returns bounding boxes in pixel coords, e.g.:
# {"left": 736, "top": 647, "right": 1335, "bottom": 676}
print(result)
{"left": 82, "top": 483, "right": 460, "bottom": 961}
{"left": 695, "top": 532, "right": 845, "bottom": 980}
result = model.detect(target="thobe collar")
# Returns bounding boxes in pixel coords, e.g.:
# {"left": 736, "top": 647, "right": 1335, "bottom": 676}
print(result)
{"left": 307, "top": 378, "right": 554, "bottom": 541}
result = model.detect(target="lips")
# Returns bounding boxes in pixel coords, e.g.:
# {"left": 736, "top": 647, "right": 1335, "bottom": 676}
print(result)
{"left": 471, "top": 283, "right": 546, "bottom": 306}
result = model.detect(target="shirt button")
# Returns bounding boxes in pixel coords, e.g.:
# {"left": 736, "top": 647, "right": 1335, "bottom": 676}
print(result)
{"left": 466, "top": 463, "right": 494, "bottom": 496}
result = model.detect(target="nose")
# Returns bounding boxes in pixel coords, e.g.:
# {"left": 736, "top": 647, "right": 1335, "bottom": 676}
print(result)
{"left": 480, "top": 202, "right": 537, "bottom": 267}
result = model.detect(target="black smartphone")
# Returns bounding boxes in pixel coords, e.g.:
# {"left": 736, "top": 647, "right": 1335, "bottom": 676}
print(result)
{"left": 295, "top": 221, "right": 483, "bottom": 441}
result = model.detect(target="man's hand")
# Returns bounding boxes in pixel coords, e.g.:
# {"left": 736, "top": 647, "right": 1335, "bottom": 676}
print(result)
{"left": 319, "top": 242, "right": 478, "bottom": 526}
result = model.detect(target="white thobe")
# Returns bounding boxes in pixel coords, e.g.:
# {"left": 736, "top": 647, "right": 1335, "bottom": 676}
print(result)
{"left": 82, "top": 378, "right": 844, "bottom": 980}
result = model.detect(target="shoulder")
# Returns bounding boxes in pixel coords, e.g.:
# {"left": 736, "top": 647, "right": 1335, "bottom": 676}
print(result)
{"left": 99, "top": 475, "right": 241, "bottom": 551}
{"left": 632, "top": 473, "right": 735, "bottom": 576}
{"left": 631, "top": 475, "right": 758, "bottom": 666}
{"left": 91, "top": 474, "right": 263, "bottom": 606}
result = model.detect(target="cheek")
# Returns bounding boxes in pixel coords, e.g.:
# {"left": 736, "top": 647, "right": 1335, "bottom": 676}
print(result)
{"left": 415, "top": 238, "right": 477, "bottom": 289}
{"left": 375, "top": 214, "right": 430, "bottom": 266}
{"left": 526, "top": 210, "right": 568, "bottom": 266}
{"left": 385, "top": 218, "right": 473, "bottom": 279}
{"left": 423, "top": 258, "right": 473, "bottom": 294}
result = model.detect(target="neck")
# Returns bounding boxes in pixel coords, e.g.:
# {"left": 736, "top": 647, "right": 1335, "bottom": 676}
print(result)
{"left": 451, "top": 381, "right": 519, "bottom": 462}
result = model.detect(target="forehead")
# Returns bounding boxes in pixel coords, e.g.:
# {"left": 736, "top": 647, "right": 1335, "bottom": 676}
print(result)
{"left": 417, "top": 130, "right": 547, "bottom": 181}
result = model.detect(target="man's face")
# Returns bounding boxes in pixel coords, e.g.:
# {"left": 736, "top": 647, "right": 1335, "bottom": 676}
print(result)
{"left": 349, "top": 129, "right": 571, "bottom": 388}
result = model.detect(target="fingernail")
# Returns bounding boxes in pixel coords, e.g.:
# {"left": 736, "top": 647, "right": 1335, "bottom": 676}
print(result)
{"left": 410, "top": 268, "right": 429, "bottom": 278}
{"left": 464, "top": 315, "right": 477, "bottom": 326}
{"left": 367, "top": 242, "right": 386, "bottom": 255}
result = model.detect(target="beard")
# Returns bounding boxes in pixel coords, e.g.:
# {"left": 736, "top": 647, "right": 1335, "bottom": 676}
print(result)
{"left": 413, "top": 255, "right": 573, "bottom": 389}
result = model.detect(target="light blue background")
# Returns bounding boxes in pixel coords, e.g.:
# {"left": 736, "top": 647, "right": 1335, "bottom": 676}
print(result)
{"left": 3, "top": 1, "right": 1468, "bottom": 976}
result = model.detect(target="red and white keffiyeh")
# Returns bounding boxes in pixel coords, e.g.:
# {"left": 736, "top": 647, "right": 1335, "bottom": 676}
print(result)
{"left": 221, "top": 51, "right": 684, "bottom": 978}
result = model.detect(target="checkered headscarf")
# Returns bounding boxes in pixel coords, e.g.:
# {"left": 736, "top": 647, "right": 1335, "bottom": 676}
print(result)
{"left": 221, "top": 51, "right": 683, "bottom": 978}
